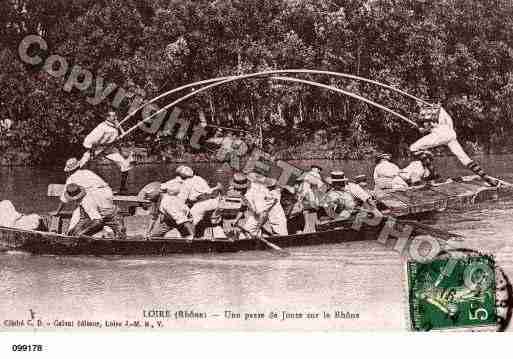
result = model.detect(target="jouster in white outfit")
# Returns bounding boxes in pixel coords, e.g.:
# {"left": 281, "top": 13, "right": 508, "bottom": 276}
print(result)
{"left": 80, "top": 121, "right": 132, "bottom": 172}
{"left": 409, "top": 107, "right": 472, "bottom": 166}
{"left": 409, "top": 105, "right": 497, "bottom": 186}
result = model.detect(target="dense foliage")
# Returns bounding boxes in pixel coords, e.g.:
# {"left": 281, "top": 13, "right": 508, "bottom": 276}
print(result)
{"left": 2, "top": 0, "right": 513, "bottom": 165}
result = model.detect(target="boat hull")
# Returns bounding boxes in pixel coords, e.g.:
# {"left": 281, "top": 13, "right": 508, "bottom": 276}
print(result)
{"left": 0, "top": 224, "right": 383, "bottom": 256}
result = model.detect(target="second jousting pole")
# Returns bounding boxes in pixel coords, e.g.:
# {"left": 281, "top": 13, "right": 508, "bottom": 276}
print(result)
{"left": 118, "top": 69, "right": 431, "bottom": 129}
{"left": 115, "top": 72, "right": 421, "bottom": 144}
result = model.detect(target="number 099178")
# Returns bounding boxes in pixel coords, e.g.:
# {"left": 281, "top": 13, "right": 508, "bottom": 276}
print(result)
{"left": 11, "top": 344, "right": 43, "bottom": 352}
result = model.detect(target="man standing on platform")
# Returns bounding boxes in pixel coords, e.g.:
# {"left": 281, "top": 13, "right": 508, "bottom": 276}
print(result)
{"left": 78, "top": 111, "right": 134, "bottom": 194}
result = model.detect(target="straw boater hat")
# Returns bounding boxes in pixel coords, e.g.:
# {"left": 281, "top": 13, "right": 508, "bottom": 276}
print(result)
{"left": 64, "top": 183, "right": 86, "bottom": 202}
{"left": 176, "top": 165, "right": 194, "bottom": 178}
{"left": 326, "top": 171, "right": 348, "bottom": 185}
{"left": 64, "top": 158, "right": 80, "bottom": 173}
{"left": 230, "top": 173, "right": 250, "bottom": 191}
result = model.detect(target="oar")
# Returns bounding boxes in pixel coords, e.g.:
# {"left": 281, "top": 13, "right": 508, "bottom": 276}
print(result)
{"left": 236, "top": 223, "right": 290, "bottom": 256}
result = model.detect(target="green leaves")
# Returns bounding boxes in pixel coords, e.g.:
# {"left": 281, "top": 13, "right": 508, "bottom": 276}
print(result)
{"left": 3, "top": 0, "right": 513, "bottom": 164}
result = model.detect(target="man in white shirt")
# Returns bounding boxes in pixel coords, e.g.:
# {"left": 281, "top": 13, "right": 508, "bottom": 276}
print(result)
{"left": 56, "top": 158, "right": 123, "bottom": 237}
{"left": 265, "top": 179, "right": 288, "bottom": 236}
{"left": 63, "top": 183, "right": 123, "bottom": 237}
{"left": 177, "top": 166, "right": 222, "bottom": 236}
{"left": 373, "top": 153, "right": 408, "bottom": 196}
{"left": 295, "top": 165, "right": 325, "bottom": 233}
{"left": 242, "top": 176, "right": 277, "bottom": 237}
{"left": 0, "top": 200, "right": 43, "bottom": 230}
{"left": 148, "top": 181, "right": 193, "bottom": 239}
{"left": 325, "top": 171, "right": 382, "bottom": 220}
{"left": 78, "top": 111, "right": 133, "bottom": 193}
{"left": 410, "top": 104, "right": 497, "bottom": 186}
{"left": 400, "top": 151, "right": 431, "bottom": 185}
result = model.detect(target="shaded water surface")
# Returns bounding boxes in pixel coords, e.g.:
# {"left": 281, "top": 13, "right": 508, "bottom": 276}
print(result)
{"left": 1, "top": 155, "right": 513, "bottom": 330}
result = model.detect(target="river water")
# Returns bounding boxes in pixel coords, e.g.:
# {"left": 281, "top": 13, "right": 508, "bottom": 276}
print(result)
{"left": 1, "top": 155, "right": 513, "bottom": 331}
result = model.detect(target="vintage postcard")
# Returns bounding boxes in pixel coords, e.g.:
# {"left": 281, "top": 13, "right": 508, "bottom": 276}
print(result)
{"left": 1, "top": 0, "right": 513, "bottom": 343}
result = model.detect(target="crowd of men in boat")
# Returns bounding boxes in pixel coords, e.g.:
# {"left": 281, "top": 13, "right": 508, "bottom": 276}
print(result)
{"left": 0, "top": 148, "right": 440, "bottom": 240}
{"left": 0, "top": 101, "right": 501, "bottom": 239}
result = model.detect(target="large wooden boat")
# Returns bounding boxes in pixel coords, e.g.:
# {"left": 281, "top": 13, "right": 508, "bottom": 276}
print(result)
{"left": 0, "top": 221, "right": 386, "bottom": 256}
{"left": 0, "top": 175, "right": 510, "bottom": 256}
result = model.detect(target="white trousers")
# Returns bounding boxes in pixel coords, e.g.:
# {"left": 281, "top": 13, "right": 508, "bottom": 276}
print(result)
{"left": 68, "top": 187, "right": 115, "bottom": 232}
{"left": 105, "top": 152, "right": 132, "bottom": 172}
{"left": 190, "top": 198, "right": 220, "bottom": 226}
{"left": 409, "top": 131, "right": 472, "bottom": 166}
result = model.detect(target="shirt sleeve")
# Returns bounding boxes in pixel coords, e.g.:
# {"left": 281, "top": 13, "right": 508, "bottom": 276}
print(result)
{"left": 83, "top": 124, "right": 103, "bottom": 149}
{"left": 438, "top": 107, "right": 454, "bottom": 128}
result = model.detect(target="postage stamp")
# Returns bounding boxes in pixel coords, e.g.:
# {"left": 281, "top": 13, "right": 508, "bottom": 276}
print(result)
{"left": 407, "top": 254, "right": 497, "bottom": 331}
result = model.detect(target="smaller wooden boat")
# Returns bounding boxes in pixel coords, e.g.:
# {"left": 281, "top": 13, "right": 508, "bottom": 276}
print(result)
{"left": 376, "top": 175, "right": 512, "bottom": 217}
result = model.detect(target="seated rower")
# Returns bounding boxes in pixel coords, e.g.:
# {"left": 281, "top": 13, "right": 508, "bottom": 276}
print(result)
{"left": 221, "top": 173, "right": 251, "bottom": 239}
{"left": 304, "top": 165, "right": 325, "bottom": 187}
{"left": 294, "top": 165, "right": 325, "bottom": 233}
{"left": 0, "top": 200, "right": 44, "bottom": 230}
{"left": 373, "top": 153, "right": 408, "bottom": 196}
{"left": 325, "top": 171, "right": 382, "bottom": 220}
{"left": 399, "top": 151, "right": 433, "bottom": 186}
{"left": 63, "top": 183, "right": 124, "bottom": 238}
{"left": 265, "top": 179, "right": 288, "bottom": 236}
{"left": 178, "top": 166, "right": 223, "bottom": 236}
{"left": 242, "top": 172, "right": 284, "bottom": 237}
{"left": 56, "top": 158, "right": 124, "bottom": 236}
{"left": 145, "top": 181, "right": 193, "bottom": 239}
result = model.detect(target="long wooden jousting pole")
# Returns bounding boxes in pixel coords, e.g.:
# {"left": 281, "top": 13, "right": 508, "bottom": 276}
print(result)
{"left": 270, "top": 76, "right": 418, "bottom": 127}
{"left": 115, "top": 73, "right": 422, "bottom": 144}
{"left": 118, "top": 69, "right": 431, "bottom": 128}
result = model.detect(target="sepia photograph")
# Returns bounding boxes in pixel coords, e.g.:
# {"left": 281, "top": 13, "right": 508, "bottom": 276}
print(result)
{"left": 1, "top": 0, "right": 513, "bottom": 342}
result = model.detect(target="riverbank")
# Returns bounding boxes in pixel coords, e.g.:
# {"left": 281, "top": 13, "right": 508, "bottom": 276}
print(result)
{"left": 0, "top": 136, "right": 511, "bottom": 167}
